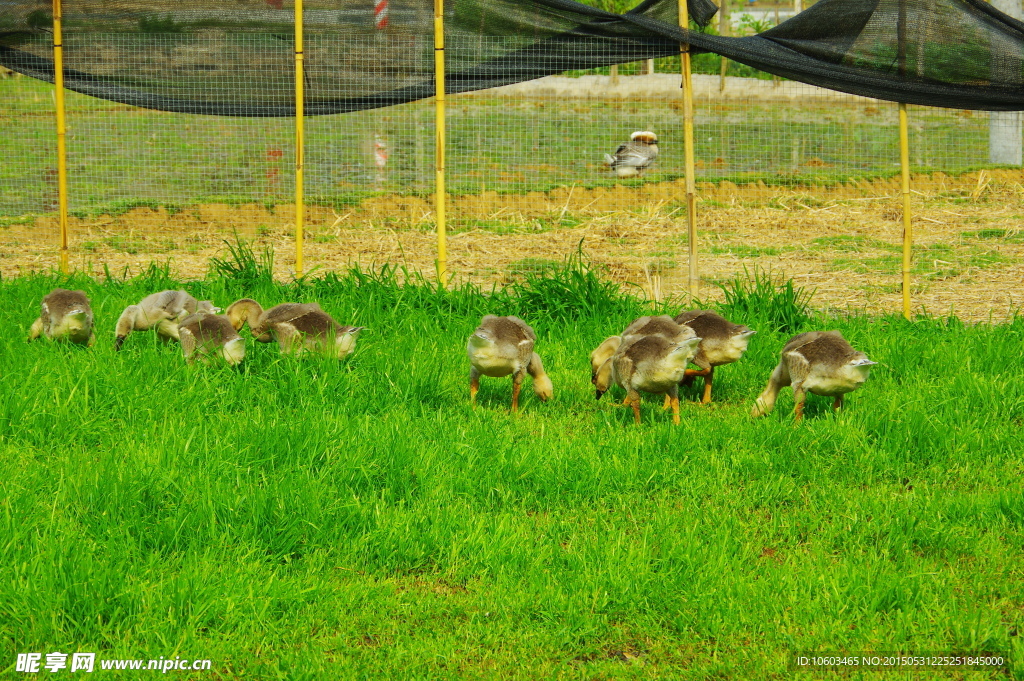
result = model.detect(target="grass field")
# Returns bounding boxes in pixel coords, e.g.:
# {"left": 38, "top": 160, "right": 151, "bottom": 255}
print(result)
{"left": 1, "top": 256, "right": 1022, "bottom": 679}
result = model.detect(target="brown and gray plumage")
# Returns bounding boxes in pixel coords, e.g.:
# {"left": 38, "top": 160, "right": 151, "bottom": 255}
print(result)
{"left": 751, "top": 330, "right": 876, "bottom": 421}
{"left": 178, "top": 312, "right": 245, "bottom": 366}
{"left": 589, "top": 315, "right": 694, "bottom": 386}
{"left": 115, "top": 290, "right": 218, "bottom": 350}
{"left": 28, "top": 289, "right": 96, "bottom": 346}
{"left": 604, "top": 131, "right": 659, "bottom": 178}
{"left": 225, "top": 298, "right": 323, "bottom": 343}
{"left": 467, "top": 315, "right": 553, "bottom": 412}
{"left": 591, "top": 316, "right": 701, "bottom": 425}
{"left": 673, "top": 310, "right": 756, "bottom": 403}
{"left": 269, "top": 309, "right": 363, "bottom": 359}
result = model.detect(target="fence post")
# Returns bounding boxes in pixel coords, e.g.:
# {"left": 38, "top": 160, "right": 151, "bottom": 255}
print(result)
{"left": 899, "top": 103, "right": 913, "bottom": 320}
{"left": 679, "top": 0, "right": 698, "bottom": 297}
{"left": 294, "top": 0, "right": 305, "bottom": 277}
{"left": 52, "top": 0, "right": 69, "bottom": 273}
{"left": 897, "top": 0, "right": 912, "bottom": 319}
{"left": 434, "top": 0, "right": 448, "bottom": 286}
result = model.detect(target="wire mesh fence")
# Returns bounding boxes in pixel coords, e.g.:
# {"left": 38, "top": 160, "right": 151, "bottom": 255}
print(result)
{"left": 1, "top": 26, "right": 1022, "bottom": 318}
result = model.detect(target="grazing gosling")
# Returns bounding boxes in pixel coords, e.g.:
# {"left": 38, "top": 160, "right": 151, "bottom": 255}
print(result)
{"left": 28, "top": 289, "right": 96, "bottom": 346}
{"left": 751, "top": 330, "right": 876, "bottom": 422}
{"left": 114, "top": 290, "right": 218, "bottom": 349}
{"left": 592, "top": 317, "right": 701, "bottom": 425}
{"left": 225, "top": 298, "right": 322, "bottom": 343}
{"left": 589, "top": 315, "right": 693, "bottom": 388}
{"left": 178, "top": 312, "right": 245, "bottom": 366}
{"left": 673, "top": 310, "right": 756, "bottom": 403}
{"left": 467, "top": 315, "right": 553, "bottom": 412}
{"left": 268, "top": 309, "right": 363, "bottom": 359}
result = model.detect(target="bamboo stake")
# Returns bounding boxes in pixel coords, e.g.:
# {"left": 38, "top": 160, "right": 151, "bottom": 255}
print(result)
{"left": 899, "top": 103, "right": 912, "bottom": 320}
{"left": 294, "top": 0, "right": 305, "bottom": 277}
{"left": 434, "top": 0, "right": 448, "bottom": 285}
{"left": 52, "top": 0, "right": 69, "bottom": 273}
{"left": 679, "top": 0, "right": 698, "bottom": 296}
{"left": 718, "top": 0, "right": 730, "bottom": 93}
{"left": 897, "top": 0, "right": 912, "bottom": 319}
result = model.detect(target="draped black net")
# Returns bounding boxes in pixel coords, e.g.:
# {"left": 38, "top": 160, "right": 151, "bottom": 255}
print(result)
{"left": 0, "top": 0, "right": 1022, "bottom": 115}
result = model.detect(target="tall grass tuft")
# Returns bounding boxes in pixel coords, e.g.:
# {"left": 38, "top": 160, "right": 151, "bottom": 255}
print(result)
{"left": 316, "top": 264, "right": 501, "bottom": 321}
{"left": 208, "top": 238, "right": 275, "bottom": 285}
{"left": 716, "top": 267, "right": 813, "bottom": 334}
{"left": 510, "top": 246, "right": 641, "bottom": 323}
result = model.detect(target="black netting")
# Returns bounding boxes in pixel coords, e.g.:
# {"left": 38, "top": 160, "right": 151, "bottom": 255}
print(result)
{"left": 1, "top": 0, "right": 1023, "bottom": 114}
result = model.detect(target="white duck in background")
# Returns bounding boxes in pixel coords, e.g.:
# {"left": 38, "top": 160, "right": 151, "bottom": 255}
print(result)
{"left": 605, "top": 131, "right": 659, "bottom": 178}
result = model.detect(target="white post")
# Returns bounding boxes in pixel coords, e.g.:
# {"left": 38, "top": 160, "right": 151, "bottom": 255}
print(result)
{"left": 990, "top": 0, "right": 1023, "bottom": 165}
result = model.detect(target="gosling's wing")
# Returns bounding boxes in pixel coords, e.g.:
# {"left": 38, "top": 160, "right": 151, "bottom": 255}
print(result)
{"left": 783, "top": 348, "right": 812, "bottom": 386}
{"left": 608, "top": 142, "right": 656, "bottom": 169}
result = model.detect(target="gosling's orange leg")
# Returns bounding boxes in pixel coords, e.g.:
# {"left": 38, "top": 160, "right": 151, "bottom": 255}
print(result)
{"left": 470, "top": 374, "right": 479, "bottom": 408}
{"left": 631, "top": 400, "right": 642, "bottom": 424}
{"left": 511, "top": 380, "right": 522, "bottom": 413}
{"left": 670, "top": 394, "right": 680, "bottom": 425}
{"left": 662, "top": 394, "right": 672, "bottom": 410}
{"left": 793, "top": 388, "right": 806, "bottom": 423}
{"left": 833, "top": 395, "right": 844, "bottom": 411}
{"left": 701, "top": 367, "right": 715, "bottom": 404}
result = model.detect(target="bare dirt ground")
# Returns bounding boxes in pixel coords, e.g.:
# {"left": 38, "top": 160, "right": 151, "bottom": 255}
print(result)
{"left": 3, "top": 170, "right": 1023, "bottom": 321}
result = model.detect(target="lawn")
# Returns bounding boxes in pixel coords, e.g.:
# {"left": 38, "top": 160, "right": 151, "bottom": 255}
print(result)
{"left": 1, "top": 256, "right": 1022, "bottom": 679}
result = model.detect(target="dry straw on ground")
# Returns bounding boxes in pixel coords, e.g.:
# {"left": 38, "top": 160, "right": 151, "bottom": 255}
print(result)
{"left": 3, "top": 170, "right": 1022, "bottom": 321}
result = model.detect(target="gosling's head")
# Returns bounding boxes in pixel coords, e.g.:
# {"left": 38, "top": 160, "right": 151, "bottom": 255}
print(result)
{"left": 589, "top": 336, "right": 621, "bottom": 388}
{"left": 842, "top": 355, "right": 877, "bottom": 385}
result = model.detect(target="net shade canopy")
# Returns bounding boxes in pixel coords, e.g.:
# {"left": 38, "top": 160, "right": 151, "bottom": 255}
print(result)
{"left": 1, "top": 0, "right": 1023, "bottom": 114}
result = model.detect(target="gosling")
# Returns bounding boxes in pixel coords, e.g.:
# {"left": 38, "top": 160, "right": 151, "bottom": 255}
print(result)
{"left": 225, "top": 298, "right": 322, "bottom": 343}
{"left": 589, "top": 315, "right": 695, "bottom": 386}
{"left": 269, "top": 310, "right": 363, "bottom": 359}
{"left": 592, "top": 316, "right": 701, "bottom": 425}
{"left": 674, "top": 310, "right": 756, "bottom": 403}
{"left": 115, "top": 290, "right": 218, "bottom": 350}
{"left": 178, "top": 312, "right": 245, "bottom": 366}
{"left": 467, "top": 315, "right": 553, "bottom": 412}
{"left": 28, "top": 289, "right": 96, "bottom": 346}
{"left": 751, "top": 330, "right": 876, "bottom": 422}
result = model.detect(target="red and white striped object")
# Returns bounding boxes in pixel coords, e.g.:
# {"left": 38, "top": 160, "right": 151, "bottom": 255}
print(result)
{"left": 374, "top": 0, "right": 389, "bottom": 29}
{"left": 374, "top": 136, "right": 388, "bottom": 168}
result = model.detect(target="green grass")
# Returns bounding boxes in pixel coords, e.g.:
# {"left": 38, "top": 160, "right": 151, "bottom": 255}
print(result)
{"left": 1, "top": 259, "right": 1023, "bottom": 679}
{"left": 831, "top": 246, "right": 1007, "bottom": 280}
{"left": 963, "top": 228, "right": 1024, "bottom": 243}
{"left": 709, "top": 244, "right": 783, "bottom": 258}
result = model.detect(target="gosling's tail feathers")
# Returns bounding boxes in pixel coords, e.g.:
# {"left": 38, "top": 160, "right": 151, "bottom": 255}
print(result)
{"left": 221, "top": 338, "right": 246, "bottom": 366}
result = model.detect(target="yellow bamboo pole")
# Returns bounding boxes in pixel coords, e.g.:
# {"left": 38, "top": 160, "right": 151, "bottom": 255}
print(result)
{"left": 679, "top": 0, "right": 698, "bottom": 296}
{"left": 899, "top": 102, "right": 912, "bottom": 319}
{"left": 433, "top": 0, "right": 448, "bottom": 285}
{"left": 52, "top": 0, "right": 69, "bottom": 273}
{"left": 718, "top": 0, "right": 730, "bottom": 93}
{"left": 294, "top": 0, "right": 305, "bottom": 277}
